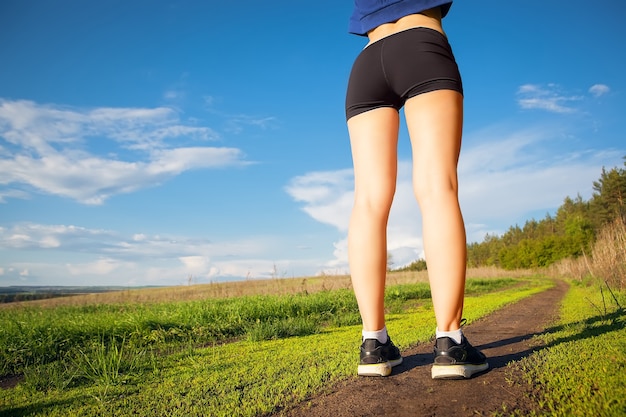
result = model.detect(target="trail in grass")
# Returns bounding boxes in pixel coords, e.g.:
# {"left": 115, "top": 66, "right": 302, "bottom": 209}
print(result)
{"left": 274, "top": 279, "right": 569, "bottom": 417}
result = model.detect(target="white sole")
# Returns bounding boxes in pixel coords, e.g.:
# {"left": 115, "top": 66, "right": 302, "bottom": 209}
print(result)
{"left": 431, "top": 362, "right": 489, "bottom": 379}
{"left": 358, "top": 357, "right": 403, "bottom": 377}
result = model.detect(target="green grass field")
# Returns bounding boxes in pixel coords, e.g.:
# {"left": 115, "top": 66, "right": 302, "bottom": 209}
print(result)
{"left": 506, "top": 279, "right": 626, "bottom": 417}
{"left": 1, "top": 275, "right": 624, "bottom": 416}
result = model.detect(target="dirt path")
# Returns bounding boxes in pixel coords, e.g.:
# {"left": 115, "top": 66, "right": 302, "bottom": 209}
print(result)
{"left": 273, "top": 280, "right": 569, "bottom": 417}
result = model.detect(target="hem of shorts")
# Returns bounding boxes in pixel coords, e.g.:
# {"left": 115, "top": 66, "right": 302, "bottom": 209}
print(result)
{"left": 404, "top": 80, "right": 464, "bottom": 100}
{"left": 346, "top": 85, "right": 463, "bottom": 121}
{"left": 346, "top": 104, "right": 399, "bottom": 121}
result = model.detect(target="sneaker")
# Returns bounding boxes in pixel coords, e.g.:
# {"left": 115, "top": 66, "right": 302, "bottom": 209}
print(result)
{"left": 431, "top": 335, "right": 489, "bottom": 379}
{"left": 358, "top": 338, "right": 403, "bottom": 377}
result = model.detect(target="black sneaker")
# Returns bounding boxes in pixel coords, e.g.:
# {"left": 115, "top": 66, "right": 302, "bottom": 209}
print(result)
{"left": 431, "top": 335, "right": 489, "bottom": 379}
{"left": 358, "top": 338, "right": 403, "bottom": 377}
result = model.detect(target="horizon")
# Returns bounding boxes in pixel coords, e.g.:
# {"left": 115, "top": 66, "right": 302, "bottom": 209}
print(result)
{"left": 1, "top": 0, "right": 625, "bottom": 286}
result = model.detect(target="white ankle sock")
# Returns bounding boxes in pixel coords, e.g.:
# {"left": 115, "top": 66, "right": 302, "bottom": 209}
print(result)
{"left": 362, "top": 326, "right": 388, "bottom": 344}
{"left": 436, "top": 328, "right": 463, "bottom": 344}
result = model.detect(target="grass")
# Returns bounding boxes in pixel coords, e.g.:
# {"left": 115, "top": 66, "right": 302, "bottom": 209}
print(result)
{"left": 507, "top": 279, "right": 626, "bottom": 416}
{"left": 0, "top": 275, "right": 547, "bottom": 417}
{"left": 0, "top": 289, "right": 360, "bottom": 378}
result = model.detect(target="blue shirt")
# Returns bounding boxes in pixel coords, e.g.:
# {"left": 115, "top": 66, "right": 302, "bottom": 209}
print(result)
{"left": 349, "top": 0, "right": 453, "bottom": 36}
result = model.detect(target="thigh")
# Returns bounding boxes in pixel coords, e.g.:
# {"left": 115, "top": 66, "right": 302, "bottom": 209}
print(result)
{"left": 347, "top": 107, "right": 400, "bottom": 207}
{"left": 404, "top": 89, "right": 463, "bottom": 197}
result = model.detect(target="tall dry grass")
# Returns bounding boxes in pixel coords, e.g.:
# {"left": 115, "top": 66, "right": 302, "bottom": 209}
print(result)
{"left": 549, "top": 217, "right": 626, "bottom": 289}
{"left": 465, "top": 265, "right": 536, "bottom": 279}
{"left": 590, "top": 217, "right": 626, "bottom": 289}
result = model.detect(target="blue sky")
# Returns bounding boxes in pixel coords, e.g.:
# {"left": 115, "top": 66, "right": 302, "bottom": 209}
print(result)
{"left": 1, "top": 0, "right": 625, "bottom": 287}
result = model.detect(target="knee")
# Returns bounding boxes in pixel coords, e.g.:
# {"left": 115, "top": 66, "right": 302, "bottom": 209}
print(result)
{"left": 413, "top": 173, "right": 458, "bottom": 206}
{"left": 352, "top": 188, "right": 395, "bottom": 220}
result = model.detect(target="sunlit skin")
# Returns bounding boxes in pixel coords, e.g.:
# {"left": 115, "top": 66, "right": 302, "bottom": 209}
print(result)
{"left": 366, "top": 8, "right": 445, "bottom": 44}
{"left": 348, "top": 8, "right": 465, "bottom": 333}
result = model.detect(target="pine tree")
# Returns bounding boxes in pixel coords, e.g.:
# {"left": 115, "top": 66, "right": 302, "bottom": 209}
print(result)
{"left": 590, "top": 158, "right": 626, "bottom": 227}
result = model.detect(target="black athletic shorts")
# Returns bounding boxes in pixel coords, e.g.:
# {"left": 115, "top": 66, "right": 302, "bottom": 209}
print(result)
{"left": 345, "top": 27, "right": 463, "bottom": 121}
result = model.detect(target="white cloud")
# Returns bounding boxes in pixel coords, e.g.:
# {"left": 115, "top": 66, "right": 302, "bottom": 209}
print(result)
{"left": 224, "top": 115, "right": 278, "bottom": 134}
{"left": 284, "top": 169, "right": 354, "bottom": 231}
{"left": 0, "top": 223, "right": 114, "bottom": 251}
{"left": 163, "top": 89, "right": 184, "bottom": 101}
{"left": 66, "top": 258, "right": 121, "bottom": 276}
{"left": 323, "top": 238, "right": 349, "bottom": 272}
{"left": 39, "top": 235, "right": 61, "bottom": 248}
{"left": 589, "top": 84, "right": 610, "bottom": 97}
{"left": 0, "top": 224, "right": 283, "bottom": 275}
{"left": 0, "top": 189, "right": 30, "bottom": 203}
{"left": 133, "top": 233, "right": 147, "bottom": 241}
{"left": 516, "top": 84, "right": 583, "bottom": 113}
{"left": 0, "top": 98, "right": 249, "bottom": 204}
{"left": 178, "top": 255, "right": 210, "bottom": 274}
{"left": 0, "top": 222, "right": 292, "bottom": 285}
{"left": 286, "top": 123, "right": 625, "bottom": 270}
{"left": 162, "top": 73, "right": 190, "bottom": 106}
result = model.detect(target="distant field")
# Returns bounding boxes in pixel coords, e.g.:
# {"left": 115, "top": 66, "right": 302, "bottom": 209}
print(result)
{"left": 0, "top": 266, "right": 533, "bottom": 309}
{"left": 0, "top": 286, "right": 135, "bottom": 304}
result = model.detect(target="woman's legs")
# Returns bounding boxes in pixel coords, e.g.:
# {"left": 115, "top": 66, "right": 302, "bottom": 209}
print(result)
{"left": 404, "top": 89, "right": 465, "bottom": 332}
{"left": 347, "top": 89, "right": 464, "bottom": 333}
{"left": 347, "top": 107, "right": 399, "bottom": 333}
{"left": 347, "top": 90, "right": 485, "bottom": 379}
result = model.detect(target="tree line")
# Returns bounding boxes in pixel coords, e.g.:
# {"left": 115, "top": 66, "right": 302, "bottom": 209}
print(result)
{"left": 468, "top": 157, "right": 625, "bottom": 269}
{"left": 396, "top": 157, "right": 626, "bottom": 272}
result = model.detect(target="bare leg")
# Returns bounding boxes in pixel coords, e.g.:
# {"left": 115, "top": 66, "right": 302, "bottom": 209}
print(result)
{"left": 347, "top": 107, "right": 399, "bottom": 332}
{"left": 405, "top": 90, "right": 465, "bottom": 332}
